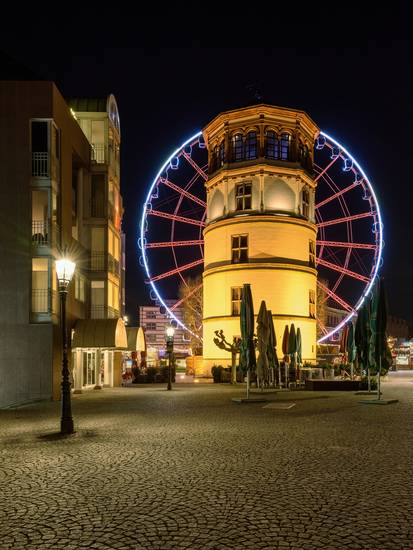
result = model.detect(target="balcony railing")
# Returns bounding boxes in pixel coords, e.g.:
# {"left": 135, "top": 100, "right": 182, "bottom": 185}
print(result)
{"left": 91, "top": 305, "right": 120, "bottom": 319}
{"left": 91, "top": 143, "right": 106, "bottom": 164}
{"left": 32, "top": 152, "right": 49, "bottom": 177}
{"left": 32, "top": 220, "right": 60, "bottom": 247}
{"left": 31, "top": 288, "right": 58, "bottom": 314}
{"left": 108, "top": 254, "right": 120, "bottom": 276}
{"left": 90, "top": 252, "right": 105, "bottom": 271}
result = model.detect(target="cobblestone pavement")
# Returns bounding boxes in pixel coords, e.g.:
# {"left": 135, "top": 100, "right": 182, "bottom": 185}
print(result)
{"left": 1, "top": 374, "right": 413, "bottom": 549}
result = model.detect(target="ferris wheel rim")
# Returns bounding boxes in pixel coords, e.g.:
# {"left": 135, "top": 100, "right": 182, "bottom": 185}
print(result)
{"left": 316, "top": 131, "right": 384, "bottom": 342}
{"left": 140, "top": 129, "right": 384, "bottom": 344}
{"left": 139, "top": 130, "right": 203, "bottom": 336}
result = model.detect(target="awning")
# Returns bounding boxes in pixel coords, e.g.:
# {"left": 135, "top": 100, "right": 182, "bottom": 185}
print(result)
{"left": 72, "top": 318, "right": 128, "bottom": 350}
{"left": 126, "top": 326, "right": 146, "bottom": 352}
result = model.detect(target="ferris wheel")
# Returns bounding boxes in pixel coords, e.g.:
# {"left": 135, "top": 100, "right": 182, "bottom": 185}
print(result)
{"left": 139, "top": 131, "right": 383, "bottom": 343}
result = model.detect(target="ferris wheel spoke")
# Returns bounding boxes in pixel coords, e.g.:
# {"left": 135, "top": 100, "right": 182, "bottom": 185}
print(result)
{"left": 316, "top": 318, "right": 329, "bottom": 336}
{"left": 314, "top": 154, "right": 340, "bottom": 182}
{"left": 146, "top": 239, "right": 204, "bottom": 249}
{"left": 317, "top": 257, "right": 370, "bottom": 283}
{"left": 182, "top": 151, "right": 208, "bottom": 180}
{"left": 160, "top": 177, "right": 207, "bottom": 207}
{"left": 317, "top": 240, "right": 376, "bottom": 250}
{"left": 317, "top": 280, "right": 355, "bottom": 313}
{"left": 149, "top": 259, "right": 204, "bottom": 283}
{"left": 170, "top": 282, "right": 203, "bottom": 311}
{"left": 148, "top": 209, "right": 205, "bottom": 227}
{"left": 316, "top": 181, "right": 361, "bottom": 209}
{"left": 317, "top": 211, "right": 373, "bottom": 228}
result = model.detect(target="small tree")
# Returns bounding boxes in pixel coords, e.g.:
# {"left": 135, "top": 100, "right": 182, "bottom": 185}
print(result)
{"left": 213, "top": 330, "right": 241, "bottom": 384}
{"left": 179, "top": 276, "right": 203, "bottom": 355}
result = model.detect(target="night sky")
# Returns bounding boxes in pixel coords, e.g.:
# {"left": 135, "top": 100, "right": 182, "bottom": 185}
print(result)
{"left": 1, "top": 38, "right": 412, "bottom": 331}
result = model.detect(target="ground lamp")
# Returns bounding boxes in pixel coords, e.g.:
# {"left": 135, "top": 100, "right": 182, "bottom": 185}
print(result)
{"left": 56, "top": 256, "right": 76, "bottom": 434}
{"left": 165, "top": 325, "right": 175, "bottom": 391}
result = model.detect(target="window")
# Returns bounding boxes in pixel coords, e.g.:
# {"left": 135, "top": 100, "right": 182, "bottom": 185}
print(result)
{"left": 302, "top": 188, "right": 310, "bottom": 218}
{"left": 32, "top": 258, "right": 49, "bottom": 313}
{"left": 91, "top": 174, "right": 105, "bottom": 217}
{"left": 146, "top": 322, "right": 157, "bottom": 331}
{"left": 245, "top": 131, "right": 257, "bottom": 160}
{"left": 309, "top": 240, "right": 315, "bottom": 268}
{"left": 309, "top": 289, "right": 316, "bottom": 319}
{"left": 235, "top": 183, "right": 252, "bottom": 211}
{"left": 232, "top": 235, "right": 248, "bottom": 263}
{"left": 265, "top": 130, "right": 279, "bottom": 159}
{"left": 280, "top": 133, "right": 291, "bottom": 160}
{"left": 232, "top": 133, "right": 244, "bottom": 161}
{"left": 231, "top": 287, "right": 243, "bottom": 315}
{"left": 219, "top": 141, "right": 225, "bottom": 166}
{"left": 82, "top": 352, "right": 96, "bottom": 386}
{"left": 75, "top": 274, "right": 86, "bottom": 302}
{"left": 146, "top": 310, "right": 156, "bottom": 319}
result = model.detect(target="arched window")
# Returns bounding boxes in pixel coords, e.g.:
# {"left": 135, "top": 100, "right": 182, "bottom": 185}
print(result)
{"left": 219, "top": 141, "right": 225, "bottom": 166}
{"left": 245, "top": 131, "right": 257, "bottom": 160}
{"left": 265, "top": 130, "right": 279, "bottom": 159}
{"left": 232, "top": 133, "right": 244, "bottom": 162}
{"left": 298, "top": 141, "right": 304, "bottom": 160}
{"left": 302, "top": 187, "right": 310, "bottom": 218}
{"left": 280, "top": 133, "right": 291, "bottom": 160}
{"left": 212, "top": 145, "right": 219, "bottom": 172}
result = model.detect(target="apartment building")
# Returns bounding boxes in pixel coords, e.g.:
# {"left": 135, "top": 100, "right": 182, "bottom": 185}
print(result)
{"left": 0, "top": 81, "right": 126, "bottom": 408}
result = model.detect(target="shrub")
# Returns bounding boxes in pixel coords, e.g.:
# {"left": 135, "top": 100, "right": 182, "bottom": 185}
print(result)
{"left": 211, "top": 365, "right": 223, "bottom": 383}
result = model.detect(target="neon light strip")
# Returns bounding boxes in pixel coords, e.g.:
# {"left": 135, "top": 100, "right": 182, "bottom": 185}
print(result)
{"left": 140, "top": 131, "right": 203, "bottom": 337}
{"left": 317, "top": 131, "right": 383, "bottom": 343}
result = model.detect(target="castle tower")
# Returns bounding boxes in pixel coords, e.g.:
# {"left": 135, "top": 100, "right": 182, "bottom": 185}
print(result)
{"left": 201, "top": 104, "right": 319, "bottom": 374}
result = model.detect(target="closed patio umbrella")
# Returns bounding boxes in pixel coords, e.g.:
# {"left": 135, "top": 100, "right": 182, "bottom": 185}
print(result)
{"left": 346, "top": 321, "right": 356, "bottom": 379}
{"left": 256, "top": 300, "right": 270, "bottom": 389}
{"left": 281, "top": 324, "right": 289, "bottom": 387}
{"left": 296, "top": 327, "right": 302, "bottom": 386}
{"left": 239, "top": 283, "right": 256, "bottom": 399}
{"left": 288, "top": 323, "right": 297, "bottom": 386}
{"left": 267, "top": 310, "right": 280, "bottom": 388}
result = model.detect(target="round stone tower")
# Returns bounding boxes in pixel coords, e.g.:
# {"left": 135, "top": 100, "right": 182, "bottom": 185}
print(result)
{"left": 201, "top": 104, "right": 319, "bottom": 374}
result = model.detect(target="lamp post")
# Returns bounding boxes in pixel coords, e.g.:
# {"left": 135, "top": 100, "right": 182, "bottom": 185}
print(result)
{"left": 55, "top": 256, "right": 76, "bottom": 435}
{"left": 165, "top": 325, "right": 175, "bottom": 390}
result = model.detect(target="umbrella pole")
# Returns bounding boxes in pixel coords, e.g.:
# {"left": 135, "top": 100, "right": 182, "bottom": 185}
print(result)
{"left": 378, "top": 357, "right": 381, "bottom": 401}
{"left": 368, "top": 368, "right": 371, "bottom": 393}
{"left": 246, "top": 370, "right": 250, "bottom": 400}
{"left": 350, "top": 362, "right": 354, "bottom": 380}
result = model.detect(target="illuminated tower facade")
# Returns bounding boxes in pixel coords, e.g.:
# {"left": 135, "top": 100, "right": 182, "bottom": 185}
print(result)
{"left": 201, "top": 104, "right": 319, "bottom": 373}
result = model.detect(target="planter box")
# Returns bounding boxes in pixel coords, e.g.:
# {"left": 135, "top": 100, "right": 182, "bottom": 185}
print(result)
{"left": 305, "top": 380, "right": 361, "bottom": 391}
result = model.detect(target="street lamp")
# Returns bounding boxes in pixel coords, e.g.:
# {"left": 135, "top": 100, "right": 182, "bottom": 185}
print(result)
{"left": 165, "top": 325, "right": 175, "bottom": 391}
{"left": 56, "top": 256, "right": 76, "bottom": 435}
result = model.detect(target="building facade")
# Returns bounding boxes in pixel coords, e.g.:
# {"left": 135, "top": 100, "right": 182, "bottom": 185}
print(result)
{"left": 139, "top": 301, "right": 191, "bottom": 362}
{"left": 201, "top": 104, "right": 319, "bottom": 374}
{"left": 0, "top": 81, "right": 126, "bottom": 408}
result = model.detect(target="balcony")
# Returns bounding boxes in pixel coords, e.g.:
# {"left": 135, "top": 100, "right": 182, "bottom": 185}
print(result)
{"left": 91, "top": 143, "right": 106, "bottom": 164}
{"left": 32, "top": 220, "right": 60, "bottom": 248}
{"left": 108, "top": 254, "right": 120, "bottom": 276}
{"left": 31, "top": 288, "right": 58, "bottom": 316}
{"left": 32, "top": 152, "right": 49, "bottom": 177}
{"left": 91, "top": 305, "right": 120, "bottom": 319}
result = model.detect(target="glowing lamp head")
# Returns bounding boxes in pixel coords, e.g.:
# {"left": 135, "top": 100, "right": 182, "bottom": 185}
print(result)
{"left": 166, "top": 326, "right": 175, "bottom": 339}
{"left": 56, "top": 258, "right": 76, "bottom": 291}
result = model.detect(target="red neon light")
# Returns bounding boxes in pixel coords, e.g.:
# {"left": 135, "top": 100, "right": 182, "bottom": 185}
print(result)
{"left": 317, "top": 240, "right": 376, "bottom": 250}
{"left": 182, "top": 151, "right": 208, "bottom": 180}
{"left": 316, "top": 181, "right": 361, "bottom": 209}
{"left": 317, "top": 211, "right": 373, "bottom": 228}
{"left": 148, "top": 209, "right": 205, "bottom": 227}
{"left": 317, "top": 257, "right": 370, "bottom": 283}
{"left": 146, "top": 239, "right": 204, "bottom": 249}
{"left": 317, "top": 280, "right": 354, "bottom": 312}
{"left": 150, "top": 259, "right": 204, "bottom": 282}
{"left": 160, "top": 178, "right": 207, "bottom": 207}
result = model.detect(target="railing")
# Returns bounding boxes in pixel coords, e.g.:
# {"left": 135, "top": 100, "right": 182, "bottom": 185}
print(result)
{"left": 91, "top": 197, "right": 106, "bottom": 218}
{"left": 108, "top": 254, "right": 120, "bottom": 276}
{"left": 90, "top": 252, "right": 106, "bottom": 271}
{"left": 91, "top": 305, "right": 119, "bottom": 319}
{"left": 32, "top": 152, "right": 49, "bottom": 177}
{"left": 31, "top": 288, "right": 58, "bottom": 314}
{"left": 32, "top": 221, "right": 60, "bottom": 247}
{"left": 91, "top": 143, "right": 106, "bottom": 164}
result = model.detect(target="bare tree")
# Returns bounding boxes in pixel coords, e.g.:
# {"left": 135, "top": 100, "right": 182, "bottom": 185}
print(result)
{"left": 179, "top": 276, "right": 203, "bottom": 355}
